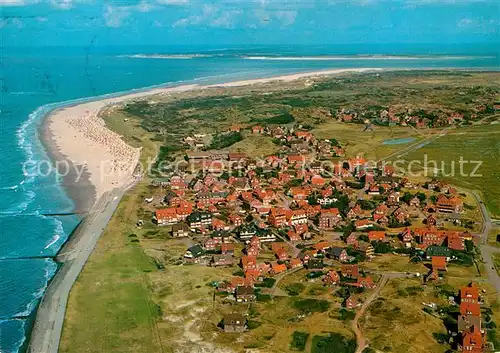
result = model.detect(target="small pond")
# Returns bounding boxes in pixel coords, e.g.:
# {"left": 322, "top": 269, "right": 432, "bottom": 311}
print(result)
{"left": 382, "top": 137, "right": 416, "bottom": 145}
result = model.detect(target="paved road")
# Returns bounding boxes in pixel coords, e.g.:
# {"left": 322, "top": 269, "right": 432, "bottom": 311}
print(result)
{"left": 28, "top": 187, "right": 126, "bottom": 353}
{"left": 471, "top": 191, "right": 500, "bottom": 295}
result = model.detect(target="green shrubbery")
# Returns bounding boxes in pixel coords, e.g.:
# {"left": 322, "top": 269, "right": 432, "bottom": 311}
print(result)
{"left": 293, "top": 298, "right": 330, "bottom": 313}
{"left": 290, "top": 331, "right": 310, "bottom": 351}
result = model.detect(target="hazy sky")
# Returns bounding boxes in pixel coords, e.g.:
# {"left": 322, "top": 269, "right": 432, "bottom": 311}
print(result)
{"left": 1, "top": 0, "right": 499, "bottom": 47}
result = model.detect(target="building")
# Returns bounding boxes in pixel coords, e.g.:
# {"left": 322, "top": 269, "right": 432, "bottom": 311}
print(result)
{"left": 223, "top": 313, "right": 247, "bottom": 333}
{"left": 458, "top": 325, "right": 483, "bottom": 353}
{"left": 323, "top": 270, "right": 340, "bottom": 285}
{"left": 431, "top": 256, "right": 447, "bottom": 271}
{"left": 171, "top": 223, "right": 190, "bottom": 237}
{"left": 326, "top": 247, "right": 349, "bottom": 262}
{"left": 184, "top": 245, "right": 204, "bottom": 259}
{"left": 155, "top": 208, "right": 181, "bottom": 226}
{"left": 344, "top": 296, "right": 359, "bottom": 309}
{"left": 269, "top": 208, "right": 288, "bottom": 227}
{"left": 241, "top": 256, "right": 257, "bottom": 271}
{"left": 436, "top": 194, "right": 463, "bottom": 213}
{"left": 187, "top": 212, "right": 212, "bottom": 230}
{"left": 211, "top": 254, "right": 234, "bottom": 267}
{"left": 238, "top": 224, "right": 257, "bottom": 240}
{"left": 460, "top": 282, "right": 479, "bottom": 304}
{"left": 319, "top": 209, "right": 342, "bottom": 230}
{"left": 356, "top": 241, "right": 375, "bottom": 257}
{"left": 341, "top": 264, "right": 359, "bottom": 278}
{"left": 460, "top": 302, "right": 481, "bottom": 317}
{"left": 235, "top": 285, "right": 256, "bottom": 302}
{"left": 368, "top": 231, "right": 386, "bottom": 242}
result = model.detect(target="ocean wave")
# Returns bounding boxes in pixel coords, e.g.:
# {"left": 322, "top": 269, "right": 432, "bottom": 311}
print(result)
{"left": 9, "top": 91, "right": 38, "bottom": 96}
{"left": 13, "top": 259, "right": 58, "bottom": 318}
{"left": 241, "top": 55, "right": 494, "bottom": 61}
{"left": 43, "top": 218, "right": 64, "bottom": 250}
{"left": 0, "top": 319, "right": 27, "bottom": 353}
{"left": 119, "top": 54, "right": 215, "bottom": 59}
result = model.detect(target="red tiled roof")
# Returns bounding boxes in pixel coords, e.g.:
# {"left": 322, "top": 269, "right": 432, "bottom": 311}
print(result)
{"left": 460, "top": 302, "right": 481, "bottom": 316}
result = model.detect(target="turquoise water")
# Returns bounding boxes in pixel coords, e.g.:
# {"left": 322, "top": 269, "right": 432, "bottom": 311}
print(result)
{"left": 382, "top": 137, "right": 417, "bottom": 145}
{"left": 0, "top": 44, "right": 498, "bottom": 352}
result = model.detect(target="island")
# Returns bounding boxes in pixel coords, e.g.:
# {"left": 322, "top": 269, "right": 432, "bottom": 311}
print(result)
{"left": 31, "top": 69, "right": 500, "bottom": 353}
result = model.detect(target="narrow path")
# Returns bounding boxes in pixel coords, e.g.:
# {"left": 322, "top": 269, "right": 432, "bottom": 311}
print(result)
{"left": 351, "top": 274, "right": 389, "bottom": 353}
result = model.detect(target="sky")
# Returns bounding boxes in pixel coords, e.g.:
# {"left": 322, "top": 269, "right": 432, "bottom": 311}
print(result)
{"left": 0, "top": 0, "right": 499, "bottom": 47}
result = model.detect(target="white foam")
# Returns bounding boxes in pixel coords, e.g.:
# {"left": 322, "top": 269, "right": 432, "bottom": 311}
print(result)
{"left": 241, "top": 55, "right": 494, "bottom": 61}
{"left": 119, "top": 54, "right": 215, "bottom": 59}
{"left": 0, "top": 319, "right": 27, "bottom": 353}
{"left": 13, "top": 259, "right": 58, "bottom": 318}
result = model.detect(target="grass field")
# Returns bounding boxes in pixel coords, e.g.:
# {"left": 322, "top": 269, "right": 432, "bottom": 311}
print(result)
{"left": 60, "top": 185, "right": 162, "bottom": 353}
{"left": 311, "top": 120, "right": 420, "bottom": 161}
{"left": 361, "top": 277, "right": 448, "bottom": 353}
{"left": 399, "top": 124, "right": 500, "bottom": 217}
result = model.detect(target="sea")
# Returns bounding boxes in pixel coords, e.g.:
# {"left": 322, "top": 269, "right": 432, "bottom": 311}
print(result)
{"left": 0, "top": 43, "right": 498, "bottom": 353}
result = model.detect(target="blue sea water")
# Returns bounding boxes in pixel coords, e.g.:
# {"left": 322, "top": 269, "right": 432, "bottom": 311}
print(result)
{"left": 0, "top": 44, "right": 498, "bottom": 353}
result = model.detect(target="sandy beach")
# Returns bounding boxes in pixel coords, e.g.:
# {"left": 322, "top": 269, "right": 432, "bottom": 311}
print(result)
{"left": 44, "top": 67, "right": 380, "bottom": 212}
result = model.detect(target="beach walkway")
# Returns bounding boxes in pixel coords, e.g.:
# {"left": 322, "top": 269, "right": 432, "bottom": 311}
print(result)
{"left": 28, "top": 188, "right": 125, "bottom": 353}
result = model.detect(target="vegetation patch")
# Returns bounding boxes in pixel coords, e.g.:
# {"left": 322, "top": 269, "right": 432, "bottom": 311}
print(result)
{"left": 285, "top": 282, "right": 306, "bottom": 296}
{"left": 311, "top": 333, "right": 356, "bottom": 353}
{"left": 290, "top": 331, "right": 310, "bottom": 351}
{"left": 292, "top": 298, "right": 330, "bottom": 313}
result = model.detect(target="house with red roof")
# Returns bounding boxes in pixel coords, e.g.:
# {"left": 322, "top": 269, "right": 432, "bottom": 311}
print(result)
{"left": 347, "top": 204, "right": 363, "bottom": 220}
{"left": 287, "top": 230, "right": 301, "bottom": 242}
{"left": 344, "top": 296, "right": 359, "bottom": 309}
{"left": 313, "top": 241, "right": 331, "bottom": 252}
{"left": 447, "top": 233, "right": 465, "bottom": 251}
{"left": 311, "top": 175, "right": 326, "bottom": 187}
{"left": 246, "top": 245, "right": 259, "bottom": 257}
{"left": 155, "top": 208, "right": 181, "bottom": 226}
{"left": 295, "top": 131, "right": 314, "bottom": 141}
{"left": 252, "top": 125, "right": 264, "bottom": 134}
{"left": 286, "top": 209, "right": 308, "bottom": 226}
{"left": 289, "top": 258, "right": 303, "bottom": 269}
{"left": 289, "top": 186, "right": 311, "bottom": 200}
{"left": 401, "top": 228, "right": 413, "bottom": 247}
{"left": 271, "top": 262, "right": 287, "bottom": 275}
{"left": 287, "top": 154, "right": 306, "bottom": 165}
{"left": 323, "top": 270, "right": 340, "bottom": 285}
{"left": 460, "top": 302, "right": 481, "bottom": 317}
{"left": 368, "top": 231, "right": 386, "bottom": 242}
{"left": 341, "top": 264, "right": 359, "bottom": 278}
{"left": 459, "top": 325, "right": 484, "bottom": 353}
{"left": 319, "top": 208, "right": 342, "bottom": 230}
{"left": 269, "top": 208, "right": 288, "bottom": 227}
{"left": 431, "top": 256, "right": 447, "bottom": 271}
{"left": 346, "top": 233, "right": 359, "bottom": 246}
{"left": 436, "top": 194, "right": 464, "bottom": 213}
{"left": 460, "top": 282, "right": 479, "bottom": 304}
{"left": 241, "top": 256, "right": 257, "bottom": 272}
{"left": 355, "top": 219, "right": 373, "bottom": 230}
{"left": 275, "top": 247, "right": 289, "bottom": 261}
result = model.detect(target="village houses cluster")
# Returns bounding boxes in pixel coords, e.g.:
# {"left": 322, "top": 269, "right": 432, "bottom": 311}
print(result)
{"left": 147, "top": 122, "right": 483, "bottom": 350}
